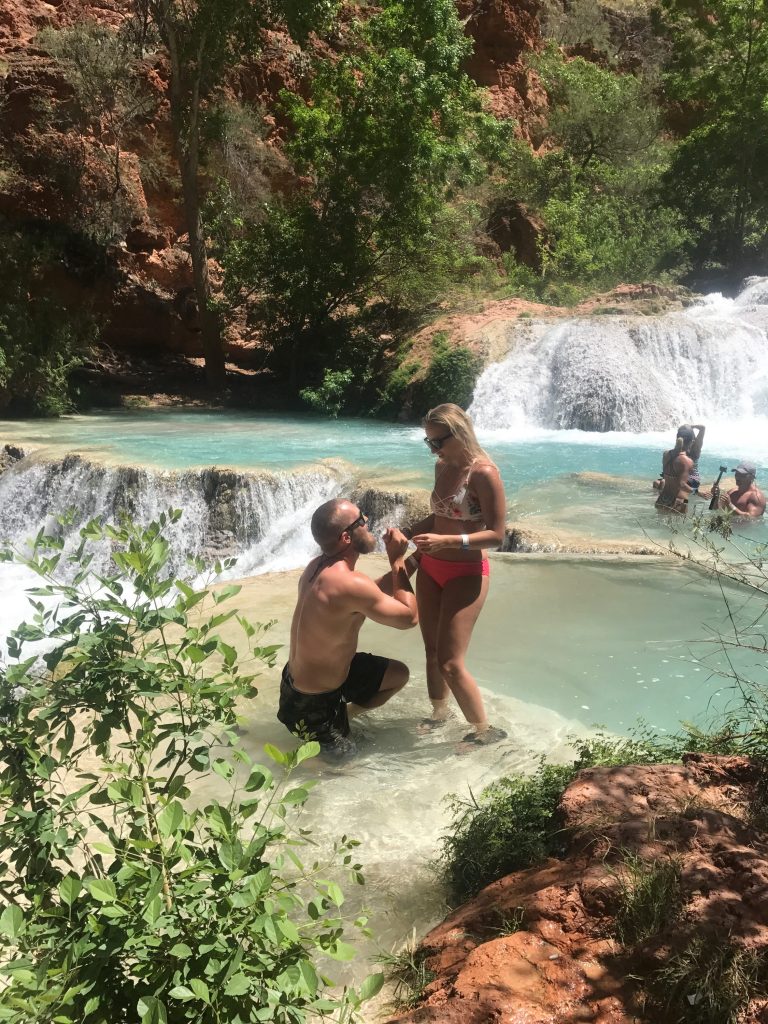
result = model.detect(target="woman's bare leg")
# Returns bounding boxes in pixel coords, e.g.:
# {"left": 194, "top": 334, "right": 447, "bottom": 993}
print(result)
{"left": 416, "top": 568, "right": 451, "bottom": 719}
{"left": 436, "top": 574, "right": 489, "bottom": 726}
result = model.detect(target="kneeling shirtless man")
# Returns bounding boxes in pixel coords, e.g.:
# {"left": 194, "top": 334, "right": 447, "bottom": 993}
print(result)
{"left": 278, "top": 498, "right": 418, "bottom": 759}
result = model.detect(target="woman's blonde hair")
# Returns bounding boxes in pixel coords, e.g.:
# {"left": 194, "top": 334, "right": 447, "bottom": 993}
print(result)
{"left": 424, "top": 403, "right": 492, "bottom": 464}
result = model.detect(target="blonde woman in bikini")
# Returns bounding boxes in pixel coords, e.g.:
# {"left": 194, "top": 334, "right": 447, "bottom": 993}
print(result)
{"left": 404, "top": 403, "right": 508, "bottom": 746}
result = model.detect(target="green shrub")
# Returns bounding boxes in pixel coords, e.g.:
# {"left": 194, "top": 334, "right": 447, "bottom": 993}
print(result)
{"left": 376, "top": 945, "right": 436, "bottom": 1012}
{"left": 647, "top": 937, "right": 768, "bottom": 1024}
{"left": 375, "top": 357, "right": 420, "bottom": 417}
{"left": 439, "top": 760, "right": 578, "bottom": 906}
{"left": 300, "top": 368, "right": 355, "bottom": 417}
{"left": 417, "top": 334, "right": 481, "bottom": 413}
{"left": 0, "top": 513, "right": 380, "bottom": 1023}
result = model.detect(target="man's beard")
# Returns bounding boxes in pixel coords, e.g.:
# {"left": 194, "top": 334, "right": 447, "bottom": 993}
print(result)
{"left": 351, "top": 529, "right": 376, "bottom": 555}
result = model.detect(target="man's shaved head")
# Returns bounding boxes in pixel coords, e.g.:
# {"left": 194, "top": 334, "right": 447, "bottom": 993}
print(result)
{"left": 311, "top": 498, "right": 357, "bottom": 552}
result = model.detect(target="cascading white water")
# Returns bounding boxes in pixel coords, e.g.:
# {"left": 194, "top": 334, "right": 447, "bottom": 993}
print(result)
{"left": 0, "top": 455, "right": 350, "bottom": 583}
{"left": 470, "top": 278, "right": 768, "bottom": 432}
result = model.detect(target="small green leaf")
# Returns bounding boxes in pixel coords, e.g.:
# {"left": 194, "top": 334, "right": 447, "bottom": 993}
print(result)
{"left": 281, "top": 786, "right": 309, "bottom": 806}
{"left": 169, "top": 942, "right": 192, "bottom": 958}
{"left": 212, "top": 758, "right": 234, "bottom": 780}
{"left": 83, "top": 994, "right": 100, "bottom": 1016}
{"left": 224, "top": 973, "right": 250, "bottom": 996}
{"left": 85, "top": 878, "right": 117, "bottom": 903}
{"left": 359, "top": 972, "right": 385, "bottom": 1001}
{"left": 168, "top": 986, "right": 194, "bottom": 1001}
{"left": 263, "top": 743, "right": 289, "bottom": 765}
{"left": 0, "top": 905, "right": 23, "bottom": 938}
{"left": 325, "top": 881, "right": 344, "bottom": 907}
{"left": 327, "top": 941, "right": 356, "bottom": 961}
{"left": 294, "top": 741, "right": 321, "bottom": 764}
{"left": 99, "top": 904, "right": 128, "bottom": 919}
{"left": 138, "top": 996, "right": 167, "bottom": 1023}
{"left": 244, "top": 765, "right": 273, "bottom": 792}
{"left": 189, "top": 978, "right": 210, "bottom": 1003}
{"left": 157, "top": 801, "right": 184, "bottom": 838}
{"left": 58, "top": 875, "right": 81, "bottom": 907}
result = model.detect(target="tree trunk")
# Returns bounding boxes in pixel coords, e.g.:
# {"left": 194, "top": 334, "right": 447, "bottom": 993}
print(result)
{"left": 166, "top": 33, "right": 226, "bottom": 390}
{"left": 179, "top": 156, "right": 226, "bottom": 389}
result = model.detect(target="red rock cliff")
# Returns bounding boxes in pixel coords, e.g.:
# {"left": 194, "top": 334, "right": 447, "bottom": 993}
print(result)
{"left": 0, "top": 0, "right": 542, "bottom": 357}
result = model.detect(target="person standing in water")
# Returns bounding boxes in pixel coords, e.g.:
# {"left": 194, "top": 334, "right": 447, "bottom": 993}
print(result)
{"left": 654, "top": 423, "right": 706, "bottom": 498}
{"left": 404, "top": 403, "right": 508, "bottom": 746}
{"left": 277, "top": 499, "right": 417, "bottom": 760}
{"left": 655, "top": 425, "right": 701, "bottom": 511}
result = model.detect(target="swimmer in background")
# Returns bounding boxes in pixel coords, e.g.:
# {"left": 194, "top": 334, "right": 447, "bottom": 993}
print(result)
{"left": 702, "top": 462, "right": 766, "bottom": 518}
{"left": 655, "top": 429, "right": 696, "bottom": 512}
{"left": 653, "top": 424, "right": 706, "bottom": 496}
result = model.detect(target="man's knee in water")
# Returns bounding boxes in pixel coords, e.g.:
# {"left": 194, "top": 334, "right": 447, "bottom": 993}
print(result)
{"left": 382, "top": 659, "right": 409, "bottom": 693}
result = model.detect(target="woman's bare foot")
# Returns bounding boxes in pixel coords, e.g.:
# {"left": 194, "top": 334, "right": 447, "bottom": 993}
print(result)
{"left": 416, "top": 716, "right": 451, "bottom": 735}
{"left": 456, "top": 725, "right": 508, "bottom": 752}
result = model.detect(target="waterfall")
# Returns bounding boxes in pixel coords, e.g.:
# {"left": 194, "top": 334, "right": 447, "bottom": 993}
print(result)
{"left": 0, "top": 454, "right": 351, "bottom": 582}
{"left": 470, "top": 279, "right": 768, "bottom": 432}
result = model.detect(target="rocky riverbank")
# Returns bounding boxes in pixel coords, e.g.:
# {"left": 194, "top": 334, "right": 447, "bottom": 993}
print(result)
{"left": 384, "top": 755, "right": 768, "bottom": 1024}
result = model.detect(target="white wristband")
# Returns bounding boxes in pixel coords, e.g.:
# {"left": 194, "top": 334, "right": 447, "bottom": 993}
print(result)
{"left": 461, "top": 533, "right": 470, "bottom": 549}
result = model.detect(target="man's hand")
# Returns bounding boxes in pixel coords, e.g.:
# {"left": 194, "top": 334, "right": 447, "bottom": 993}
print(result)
{"left": 383, "top": 527, "right": 409, "bottom": 564}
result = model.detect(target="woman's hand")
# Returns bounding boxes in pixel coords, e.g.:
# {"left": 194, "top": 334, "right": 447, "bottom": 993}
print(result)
{"left": 412, "top": 532, "right": 456, "bottom": 554}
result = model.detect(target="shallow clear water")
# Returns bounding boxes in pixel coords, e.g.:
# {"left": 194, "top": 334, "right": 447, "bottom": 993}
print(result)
{"left": 2, "top": 410, "right": 766, "bottom": 545}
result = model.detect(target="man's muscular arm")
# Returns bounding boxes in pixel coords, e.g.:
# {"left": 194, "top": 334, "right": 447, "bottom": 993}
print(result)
{"left": 343, "top": 572, "right": 418, "bottom": 629}
{"left": 377, "top": 527, "right": 418, "bottom": 622}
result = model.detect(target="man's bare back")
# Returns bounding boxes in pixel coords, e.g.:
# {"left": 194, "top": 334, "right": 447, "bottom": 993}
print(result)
{"left": 290, "top": 555, "right": 400, "bottom": 693}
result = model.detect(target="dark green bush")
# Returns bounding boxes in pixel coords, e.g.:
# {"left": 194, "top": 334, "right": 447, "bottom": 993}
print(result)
{"left": 300, "top": 369, "right": 355, "bottom": 417}
{"left": 417, "top": 335, "right": 481, "bottom": 413}
{"left": 439, "top": 760, "right": 578, "bottom": 906}
{"left": 0, "top": 222, "right": 98, "bottom": 416}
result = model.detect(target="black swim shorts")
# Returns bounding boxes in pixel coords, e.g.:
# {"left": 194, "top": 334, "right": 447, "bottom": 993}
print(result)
{"left": 277, "top": 652, "right": 389, "bottom": 744}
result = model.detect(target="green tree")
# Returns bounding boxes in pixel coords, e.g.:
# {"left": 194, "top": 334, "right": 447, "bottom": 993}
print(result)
{"left": 136, "top": 0, "right": 335, "bottom": 389}
{"left": 493, "top": 49, "right": 684, "bottom": 295}
{"left": 656, "top": 0, "right": 768, "bottom": 266}
{"left": 215, "top": 0, "right": 503, "bottom": 389}
{"left": 532, "top": 47, "right": 659, "bottom": 168}
{"left": 38, "top": 23, "right": 153, "bottom": 205}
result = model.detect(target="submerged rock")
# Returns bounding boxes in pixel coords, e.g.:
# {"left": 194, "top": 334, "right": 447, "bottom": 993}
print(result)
{"left": 0, "top": 444, "right": 26, "bottom": 475}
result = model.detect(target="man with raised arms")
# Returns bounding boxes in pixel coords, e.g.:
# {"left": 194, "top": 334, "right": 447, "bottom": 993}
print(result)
{"left": 277, "top": 498, "right": 418, "bottom": 759}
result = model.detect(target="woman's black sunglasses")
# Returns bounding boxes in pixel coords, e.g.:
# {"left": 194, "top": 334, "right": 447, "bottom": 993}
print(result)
{"left": 424, "top": 432, "right": 452, "bottom": 452}
{"left": 340, "top": 512, "right": 368, "bottom": 537}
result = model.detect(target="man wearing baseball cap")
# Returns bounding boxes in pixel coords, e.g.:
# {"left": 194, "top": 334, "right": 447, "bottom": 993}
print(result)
{"left": 722, "top": 462, "right": 765, "bottom": 518}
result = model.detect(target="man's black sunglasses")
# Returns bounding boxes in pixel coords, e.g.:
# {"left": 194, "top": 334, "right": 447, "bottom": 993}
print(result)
{"left": 340, "top": 512, "right": 368, "bottom": 537}
{"left": 424, "top": 432, "right": 452, "bottom": 452}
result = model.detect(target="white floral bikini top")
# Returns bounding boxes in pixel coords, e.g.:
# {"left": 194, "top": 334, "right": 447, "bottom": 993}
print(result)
{"left": 430, "top": 461, "right": 485, "bottom": 522}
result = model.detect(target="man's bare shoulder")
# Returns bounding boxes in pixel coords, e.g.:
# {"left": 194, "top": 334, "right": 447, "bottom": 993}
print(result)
{"left": 314, "top": 562, "right": 377, "bottom": 601}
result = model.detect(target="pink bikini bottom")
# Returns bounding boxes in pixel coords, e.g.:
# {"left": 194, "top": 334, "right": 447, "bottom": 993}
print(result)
{"left": 419, "top": 553, "right": 490, "bottom": 588}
